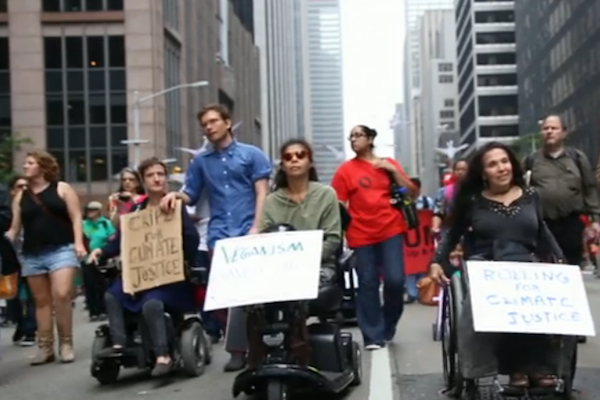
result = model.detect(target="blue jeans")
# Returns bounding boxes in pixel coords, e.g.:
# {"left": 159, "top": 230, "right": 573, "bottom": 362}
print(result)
{"left": 406, "top": 273, "right": 426, "bottom": 299}
{"left": 195, "top": 250, "right": 221, "bottom": 338}
{"left": 354, "top": 234, "right": 405, "bottom": 346}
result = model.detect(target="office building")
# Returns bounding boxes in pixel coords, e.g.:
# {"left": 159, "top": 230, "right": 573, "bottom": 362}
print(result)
{"left": 403, "top": 0, "right": 454, "bottom": 174}
{"left": 254, "top": 0, "right": 300, "bottom": 160}
{"left": 516, "top": 0, "right": 600, "bottom": 164}
{"left": 4, "top": 0, "right": 260, "bottom": 199}
{"left": 455, "top": 0, "right": 518, "bottom": 156}
{"left": 302, "top": 0, "right": 345, "bottom": 184}
{"left": 418, "top": 10, "right": 459, "bottom": 195}
{"left": 392, "top": 103, "right": 410, "bottom": 170}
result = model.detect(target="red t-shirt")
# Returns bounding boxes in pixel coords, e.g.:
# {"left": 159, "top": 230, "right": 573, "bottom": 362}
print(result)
{"left": 331, "top": 158, "right": 414, "bottom": 248}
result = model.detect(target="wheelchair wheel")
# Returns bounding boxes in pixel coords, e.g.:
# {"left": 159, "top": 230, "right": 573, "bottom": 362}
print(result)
{"left": 446, "top": 273, "right": 466, "bottom": 399}
{"left": 180, "top": 321, "right": 209, "bottom": 377}
{"left": 441, "top": 287, "right": 459, "bottom": 396}
{"left": 348, "top": 341, "right": 362, "bottom": 386}
{"left": 90, "top": 335, "right": 120, "bottom": 385}
{"left": 267, "top": 379, "right": 290, "bottom": 400}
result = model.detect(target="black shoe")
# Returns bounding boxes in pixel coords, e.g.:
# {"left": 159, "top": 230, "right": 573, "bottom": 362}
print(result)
{"left": 12, "top": 328, "right": 24, "bottom": 344}
{"left": 20, "top": 335, "right": 36, "bottom": 347}
{"left": 224, "top": 353, "right": 247, "bottom": 372}
{"left": 577, "top": 336, "right": 587, "bottom": 344}
{"left": 405, "top": 296, "right": 417, "bottom": 304}
{"left": 151, "top": 361, "right": 172, "bottom": 377}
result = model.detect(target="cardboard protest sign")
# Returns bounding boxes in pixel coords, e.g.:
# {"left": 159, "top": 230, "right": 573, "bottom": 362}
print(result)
{"left": 467, "top": 261, "right": 595, "bottom": 336}
{"left": 204, "top": 230, "right": 324, "bottom": 311}
{"left": 403, "top": 209, "right": 435, "bottom": 275}
{"left": 120, "top": 201, "right": 184, "bottom": 294}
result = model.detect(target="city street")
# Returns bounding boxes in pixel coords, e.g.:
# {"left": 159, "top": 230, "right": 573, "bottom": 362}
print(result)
{"left": 2, "top": 275, "right": 600, "bottom": 400}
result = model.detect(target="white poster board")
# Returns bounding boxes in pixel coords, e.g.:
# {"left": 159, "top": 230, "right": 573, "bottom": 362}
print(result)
{"left": 467, "top": 261, "right": 595, "bottom": 337}
{"left": 204, "top": 230, "right": 324, "bottom": 311}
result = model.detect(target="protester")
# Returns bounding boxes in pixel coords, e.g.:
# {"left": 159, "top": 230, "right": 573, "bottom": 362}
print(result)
{"left": 88, "top": 157, "right": 199, "bottom": 377}
{"left": 6, "top": 151, "right": 86, "bottom": 364}
{"left": 432, "top": 159, "right": 468, "bottom": 233}
{"left": 246, "top": 139, "right": 341, "bottom": 368}
{"left": 159, "top": 104, "right": 271, "bottom": 371}
{"left": 108, "top": 167, "right": 146, "bottom": 228}
{"left": 81, "top": 201, "right": 115, "bottom": 322}
{"left": 331, "top": 124, "right": 417, "bottom": 350}
{"left": 429, "top": 142, "right": 565, "bottom": 388}
{"left": 524, "top": 114, "right": 600, "bottom": 268}
{"left": 5, "top": 176, "right": 36, "bottom": 346}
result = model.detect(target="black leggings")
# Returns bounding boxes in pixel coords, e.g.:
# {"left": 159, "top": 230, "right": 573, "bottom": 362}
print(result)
{"left": 104, "top": 292, "right": 169, "bottom": 357}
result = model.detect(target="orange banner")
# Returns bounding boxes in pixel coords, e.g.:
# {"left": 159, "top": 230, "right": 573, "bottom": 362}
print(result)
{"left": 403, "top": 209, "right": 435, "bottom": 275}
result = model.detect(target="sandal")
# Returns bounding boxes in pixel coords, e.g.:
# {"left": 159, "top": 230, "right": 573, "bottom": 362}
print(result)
{"left": 508, "top": 373, "right": 529, "bottom": 388}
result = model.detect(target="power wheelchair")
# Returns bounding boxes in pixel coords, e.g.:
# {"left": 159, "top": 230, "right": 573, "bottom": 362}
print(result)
{"left": 440, "top": 265, "right": 578, "bottom": 400}
{"left": 232, "top": 224, "right": 363, "bottom": 400}
{"left": 90, "top": 258, "right": 212, "bottom": 385}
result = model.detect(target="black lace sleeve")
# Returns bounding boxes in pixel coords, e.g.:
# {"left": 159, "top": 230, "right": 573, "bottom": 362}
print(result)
{"left": 531, "top": 188, "right": 565, "bottom": 261}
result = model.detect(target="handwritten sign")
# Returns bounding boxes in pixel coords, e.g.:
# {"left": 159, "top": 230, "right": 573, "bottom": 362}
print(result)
{"left": 120, "top": 201, "right": 184, "bottom": 294}
{"left": 467, "top": 261, "right": 595, "bottom": 336}
{"left": 204, "top": 230, "right": 324, "bottom": 311}
{"left": 403, "top": 209, "right": 435, "bottom": 275}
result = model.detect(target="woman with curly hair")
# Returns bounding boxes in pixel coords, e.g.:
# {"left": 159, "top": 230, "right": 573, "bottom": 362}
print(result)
{"left": 7, "top": 151, "right": 86, "bottom": 365}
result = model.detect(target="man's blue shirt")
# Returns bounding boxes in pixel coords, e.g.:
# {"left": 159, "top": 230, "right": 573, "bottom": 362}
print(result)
{"left": 183, "top": 139, "right": 271, "bottom": 248}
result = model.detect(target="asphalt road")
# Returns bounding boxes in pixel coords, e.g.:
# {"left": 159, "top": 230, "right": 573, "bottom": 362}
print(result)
{"left": 1, "top": 274, "right": 600, "bottom": 400}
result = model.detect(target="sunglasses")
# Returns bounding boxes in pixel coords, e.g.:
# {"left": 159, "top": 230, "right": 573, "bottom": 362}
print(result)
{"left": 282, "top": 150, "right": 308, "bottom": 162}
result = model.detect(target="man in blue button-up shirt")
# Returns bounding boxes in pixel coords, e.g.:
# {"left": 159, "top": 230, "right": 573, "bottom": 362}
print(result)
{"left": 160, "top": 104, "right": 271, "bottom": 372}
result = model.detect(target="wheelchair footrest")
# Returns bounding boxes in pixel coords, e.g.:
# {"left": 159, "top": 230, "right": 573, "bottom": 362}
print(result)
{"left": 495, "top": 380, "right": 565, "bottom": 397}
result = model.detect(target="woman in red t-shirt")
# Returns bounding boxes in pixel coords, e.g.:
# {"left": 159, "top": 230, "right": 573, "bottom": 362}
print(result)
{"left": 331, "top": 125, "right": 417, "bottom": 350}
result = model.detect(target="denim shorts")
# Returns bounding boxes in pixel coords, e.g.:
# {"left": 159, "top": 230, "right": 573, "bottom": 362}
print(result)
{"left": 21, "top": 244, "right": 79, "bottom": 277}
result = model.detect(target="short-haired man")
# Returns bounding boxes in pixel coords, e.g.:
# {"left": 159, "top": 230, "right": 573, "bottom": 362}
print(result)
{"left": 160, "top": 104, "right": 271, "bottom": 371}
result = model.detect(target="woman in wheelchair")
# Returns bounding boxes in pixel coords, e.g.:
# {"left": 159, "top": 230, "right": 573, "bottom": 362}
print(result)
{"left": 88, "top": 158, "right": 199, "bottom": 377}
{"left": 428, "top": 142, "right": 566, "bottom": 389}
{"left": 247, "top": 139, "right": 342, "bottom": 369}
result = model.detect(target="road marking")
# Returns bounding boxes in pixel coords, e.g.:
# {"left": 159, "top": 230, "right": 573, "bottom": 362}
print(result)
{"left": 369, "top": 346, "right": 395, "bottom": 400}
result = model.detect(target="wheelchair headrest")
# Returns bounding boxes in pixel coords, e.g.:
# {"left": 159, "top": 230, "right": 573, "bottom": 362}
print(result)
{"left": 261, "top": 224, "right": 297, "bottom": 233}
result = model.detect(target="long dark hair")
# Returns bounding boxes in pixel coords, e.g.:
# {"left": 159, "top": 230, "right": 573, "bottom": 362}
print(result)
{"left": 446, "top": 142, "right": 525, "bottom": 227}
{"left": 273, "top": 139, "right": 319, "bottom": 190}
{"left": 117, "top": 167, "right": 145, "bottom": 194}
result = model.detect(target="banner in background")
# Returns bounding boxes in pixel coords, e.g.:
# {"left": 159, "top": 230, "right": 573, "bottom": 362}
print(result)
{"left": 403, "top": 209, "right": 434, "bottom": 275}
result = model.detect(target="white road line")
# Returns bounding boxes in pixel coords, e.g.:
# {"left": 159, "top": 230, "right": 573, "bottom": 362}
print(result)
{"left": 368, "top": 346, "right": 395, "bottom": 400}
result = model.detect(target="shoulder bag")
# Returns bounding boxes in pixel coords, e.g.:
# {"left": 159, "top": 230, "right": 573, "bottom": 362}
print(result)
{"left": 386, "top": 171, "right": 419, "bottom": 230}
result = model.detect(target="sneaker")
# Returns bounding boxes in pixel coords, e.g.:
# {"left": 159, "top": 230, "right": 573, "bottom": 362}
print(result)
{"left": 12, "top": 328, "right": 24, "bottom": 344}
{"left": 224, "top": 353, "right": 247, "bottom": 372}
{"left": 365, "top": 344, "right": 383, "bottom": 351}
{"left": 20, "top": 336, "right": 36, "bottom": 347}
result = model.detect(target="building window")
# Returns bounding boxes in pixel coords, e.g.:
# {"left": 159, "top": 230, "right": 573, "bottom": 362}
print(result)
{"left": 0, "top": 38, "right": 10, "bottom": 138}
{"left": 439, "top": 63, "right": 453, "bottom": 72}
{"left": 439, "top": 75, "right": 454, "bottom": 83}
{"left": 42, "top": 0, "right": 123, "bottom": 12}
{"left": 44, "top": 35, "right": 127, "bottom": 183}
{"left": 164, "top": 40, "right": 181, "bottom": 159}
{"left": 444, "top": 99, "right": 454, "bottom": 107}
{"left": 163, "top": 0, "right": 179, "bottom": 30}
{"left": 440, "top": 110, "right": 455, "bottom": 119}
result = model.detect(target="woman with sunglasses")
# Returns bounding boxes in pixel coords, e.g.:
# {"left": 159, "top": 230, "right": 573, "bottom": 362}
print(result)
{"left": 108, "top": 168, "right": 146, "bottom": 228}
{"left": 245, "top": 139, "right": 342, "bottom": 369}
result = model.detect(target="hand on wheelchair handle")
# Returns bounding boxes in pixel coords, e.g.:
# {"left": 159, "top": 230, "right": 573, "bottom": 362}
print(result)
{"left": 429, "top": 263, "right": 450, "bottom": 286}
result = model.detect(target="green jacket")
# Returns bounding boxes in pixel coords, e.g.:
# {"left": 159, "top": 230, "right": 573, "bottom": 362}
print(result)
{"left": 83, "top": 217, "right": 116, "bottom": 251}
{"left": 259, "top": 182, "right": 342, "bottom": 273}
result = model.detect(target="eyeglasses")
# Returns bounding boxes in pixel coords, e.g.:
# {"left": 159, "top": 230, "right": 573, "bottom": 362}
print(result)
{"left": 348, "top": 132, "right": 367, "bottom": 141}
{"left": 282, "top": 150, "right": 308, "bottom": 162}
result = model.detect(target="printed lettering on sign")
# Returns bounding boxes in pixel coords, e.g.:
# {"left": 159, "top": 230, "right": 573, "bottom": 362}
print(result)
{"left": 204, "top": 230, "right": 324, "bottom": 311}
{"left": 403, "top": 209, "right": 435, "bottom": 275}
{"left": 467, "top": 261, "right": 595, "bottom": 337}
{"left": 120, "top": 201, "right": 185, "bottom": 294}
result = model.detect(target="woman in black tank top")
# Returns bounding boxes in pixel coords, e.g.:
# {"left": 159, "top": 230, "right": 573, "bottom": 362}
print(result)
{"left": 7, "top": 151, "right": 86, "bottom": 365}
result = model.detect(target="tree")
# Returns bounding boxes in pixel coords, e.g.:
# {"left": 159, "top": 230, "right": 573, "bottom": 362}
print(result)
{"left": 511, "top": 132, "right": 542, "bottom": 160}
{"left": 0, "top": 133, "right": 33, "bottom": 184}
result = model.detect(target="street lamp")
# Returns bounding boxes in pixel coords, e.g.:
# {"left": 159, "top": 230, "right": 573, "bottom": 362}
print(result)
{"left": 122, "top": 80, "right": 210, "bottom": 167}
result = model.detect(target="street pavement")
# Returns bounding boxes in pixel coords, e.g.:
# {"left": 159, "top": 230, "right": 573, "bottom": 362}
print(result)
{"left": 1, "top": 275, "right": 600, "bottom": 400}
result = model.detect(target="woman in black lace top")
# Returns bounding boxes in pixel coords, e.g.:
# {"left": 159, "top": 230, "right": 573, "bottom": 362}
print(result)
{"left": 429, "top": 142, "right": 566, "bottom": 389}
